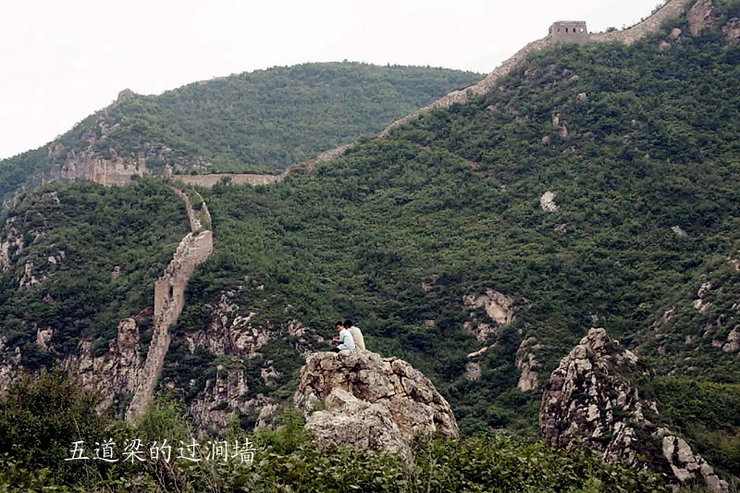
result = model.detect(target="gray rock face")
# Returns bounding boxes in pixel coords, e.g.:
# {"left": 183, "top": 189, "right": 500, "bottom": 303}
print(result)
{"left": 463, "top": 289, "right": 515, "bottom": 342}
{"left": 540, "top": 328, "right": 728, "bottom": 492}
{"left": 722, "top": 327, "right": 739, "bottom": 353}
{"left": 305, "top": 388, "right": 410, "bottom": 457}
{"left": 724, "top": 18, "right": 740, "bottom": 44}
{"left": 540, "top": 329, "right": 645, "bottom": 458}
{"left": 539, "top": 191, "right": 560, "bottom": 212}
{"left": 62, "top": 318, "right": 143, "bottom": 411}
{"left": 294, "top": 350, "right": 458, "bottom": 457}
{"left": 661, "top": 433, "right": 728, "bottom": 492}
{"left": 688, "top": 0, "right": 717, "bottom": 36}
{"left": 0, "top": 337, "right": 21, "bottom": 395}
{"left": 515, "top": 337, "right": 541, "bottom": 392}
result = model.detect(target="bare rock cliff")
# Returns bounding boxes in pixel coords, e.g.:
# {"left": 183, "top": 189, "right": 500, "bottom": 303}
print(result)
{"left": 294, "top": 350, "right": 458, "bottom": 458}
{"left": 63, "top": 318, "right": 142, "bottom": 411}
{"left": 540, "top": 328, "right": 728, "bottom": 492}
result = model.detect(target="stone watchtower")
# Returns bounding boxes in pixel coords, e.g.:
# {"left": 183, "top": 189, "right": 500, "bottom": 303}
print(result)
{"left": 549, "top": 21, "right": 589, "bottom": 44}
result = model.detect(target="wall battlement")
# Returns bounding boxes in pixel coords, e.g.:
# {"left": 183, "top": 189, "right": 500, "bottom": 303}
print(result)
{"left": 550, "top": 21, "right": 589, "bottom": 44}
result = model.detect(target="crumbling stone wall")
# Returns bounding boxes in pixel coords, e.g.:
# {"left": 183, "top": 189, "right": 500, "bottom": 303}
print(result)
{"left": 60, "top": 150, "right": 146, "bottom": 187}
{"left": 126, "top": 190, "right": 213, "bottom": 422}
{"left": 174, "top": 173, "right": 284, "bottom": 188}
{"left": 92, "top": 158, "right": 147, "bottom": 186}
{"left": 589, "top": 0, "right": 691, "bottom": 45}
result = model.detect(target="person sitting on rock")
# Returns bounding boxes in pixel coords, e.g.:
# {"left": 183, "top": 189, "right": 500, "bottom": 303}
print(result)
{"left": 332, "top": 321, "right": 355, "bottom": 352}
{"left": 344, "top": 319, "right": 365, "bottom": 351}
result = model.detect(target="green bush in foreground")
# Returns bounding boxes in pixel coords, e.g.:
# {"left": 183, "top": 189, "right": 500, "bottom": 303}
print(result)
{"left": 0, "top": 379, "right": 666, "bottom": 492}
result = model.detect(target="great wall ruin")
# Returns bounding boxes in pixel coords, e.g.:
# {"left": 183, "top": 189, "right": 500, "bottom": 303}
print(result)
{"left": 125, "top": 188, "right": 213, "bottom": 421}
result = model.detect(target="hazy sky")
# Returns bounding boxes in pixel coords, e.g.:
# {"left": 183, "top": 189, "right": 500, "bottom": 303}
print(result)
{"left": 0, "top": 0, "right": 661, "bottom": 160}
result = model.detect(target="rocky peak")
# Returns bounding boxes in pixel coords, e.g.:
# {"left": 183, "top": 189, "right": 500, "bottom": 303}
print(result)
{"left": 540, "top": 328, "right": 728, "bottom": 492}
{"left": 294, "top": 350, "right": 458, "bottom": 458}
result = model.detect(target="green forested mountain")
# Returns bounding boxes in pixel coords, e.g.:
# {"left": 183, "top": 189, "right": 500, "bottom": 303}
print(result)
{"left": 0, "top": 63, "right": 481, "bottom": 208}
{"left": 167, "top": 5, "right": 739, "bottom": 479}
{"left": 0, "top": 179, "right": 189, "bottom": 363}
{"left": 177, "top": 4, "right": 739, "bottom": 426}
{"left": 1, "top": 1, "right": 739, "bottom": 490}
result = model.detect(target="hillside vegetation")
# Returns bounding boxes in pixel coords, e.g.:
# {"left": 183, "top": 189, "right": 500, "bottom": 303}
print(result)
{"left": 174, "top": 4, "right": 738, "bottom": 473}
{"left": 0, "top": 178, "right": 189, "bottom": 364}
{"left": 174, "top": 2, "right": 739, "bottom": 417}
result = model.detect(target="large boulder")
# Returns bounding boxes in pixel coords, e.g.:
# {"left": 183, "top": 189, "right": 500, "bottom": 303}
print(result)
{"left": 294, "top": 350, "right": 458, "bottom": 457}
{"left": 540, "top": 328, "right": 728, "bottom": 492}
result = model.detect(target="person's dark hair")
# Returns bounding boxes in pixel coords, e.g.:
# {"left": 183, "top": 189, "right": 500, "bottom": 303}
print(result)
{"left": 335, "top": 321, "right": 344, "bottom": 329}
{"left": 343, "top": 319, "right": 353, "bottom": 328}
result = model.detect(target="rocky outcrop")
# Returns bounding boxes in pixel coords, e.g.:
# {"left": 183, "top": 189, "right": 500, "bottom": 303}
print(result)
{"left": 465, "top": 361, "right": 482, "bottom": 381}
{"left": 540, "top": 328, "right": 728, "bottom": 492}
{"left": 185, "top": 294, "right": 266, "bottom": 358}
{"left": 463, "top": 289, "right": 515, "bottom": 342}
{"left": 693, "top": 281, "right": 713, "bottom": 313}
{"left": 294, "top": 350, "right": 458, "bottom": 458}
{"left": 688, "top": 0, "right": 717, "bottom": 36}
{"left": 185, "top": 316, "right": 314, "bottom": 431}
{"left": 0, "top": 218, "right": 23, "bottom": 272}
{"left": 661, "top": 432, "right": 728, "bottom": 492}
{"left": 722, "top": 327, "right": 739, "bottom": 353}
{"left": 515, "top": 337, "right": 541, "bottom": 391}
{"left": 35, "top": 327, "right": 53, "bottom": 352}
{"left": 63, "top": 318, "right": 142, "bottom": 411}
{"left": 540, "top": 191, "right": 559, "bottom": 212}
{"left": 189, "top": 363, "right": 277, "bottom": 432}
{"left": 723, "top": 18, "right": 740, "bottom": 44}
{"left": 0, "top": 337, "right": 21, "bottom": 394}
{"left": 19, "top": 261, "right": 41, "bottom": 288}
{"left": 305, "top": 388, "right": 411, "bottom": 457}
{"left": 540, "top": 328, "right": 650, "bottom": 460}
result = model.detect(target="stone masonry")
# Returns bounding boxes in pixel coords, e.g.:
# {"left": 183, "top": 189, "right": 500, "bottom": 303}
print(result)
{"left": 126, "top": 189, "right": 213, "bottom": 422}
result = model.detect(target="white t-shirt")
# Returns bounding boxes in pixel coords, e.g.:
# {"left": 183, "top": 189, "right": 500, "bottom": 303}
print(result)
{"left": 348, "top": 326, "right": 365, "bottom": 350}
{"left": 337, "top": 328, "right": 355, "bottom": 350}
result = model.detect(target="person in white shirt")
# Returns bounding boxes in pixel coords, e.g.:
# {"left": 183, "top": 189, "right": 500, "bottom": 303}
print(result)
{"left": 332, "top": 321, "right": 355, "bottom": 351}
{"left": 344, "top": 319, "right": 365, "bottom": 351}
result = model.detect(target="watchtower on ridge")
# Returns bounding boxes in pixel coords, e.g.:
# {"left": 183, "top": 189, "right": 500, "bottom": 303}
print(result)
{"left": 549, "top": 21, "right": 589, "bottom": 44}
